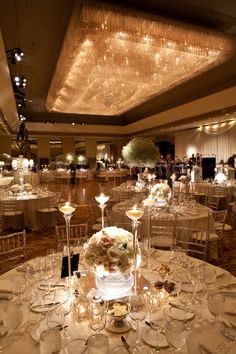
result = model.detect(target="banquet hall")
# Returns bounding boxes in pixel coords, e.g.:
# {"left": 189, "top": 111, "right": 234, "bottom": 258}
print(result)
{"left": 0, "top": 1, "right": 236, "bottom": 353}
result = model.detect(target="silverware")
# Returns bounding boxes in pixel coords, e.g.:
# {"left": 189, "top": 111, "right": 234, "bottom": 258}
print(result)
{"left": 121, "top": 336, "right": 132, "bottom": 353}
{"left": 0, "top": 331, "right": 8, "bottom": 339}
{"left": 145, "top": 320, "right": 152, "bottom": 328}
{"left": 31, "top": 301, "right": 61, "bottom": 309}
{"left": 169, "top": 301, "right": 195, "bottom": 313}
{"left": 39, "top": 283, "right": 66, "bottom": 288}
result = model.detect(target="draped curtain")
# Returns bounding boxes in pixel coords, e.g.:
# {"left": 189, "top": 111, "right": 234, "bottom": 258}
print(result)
{"left": 175, "top": 121, "right": 236, "bottom": 162}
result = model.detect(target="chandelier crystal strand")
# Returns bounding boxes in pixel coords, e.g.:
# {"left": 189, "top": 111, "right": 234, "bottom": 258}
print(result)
{"left": 46, "top": 0, "right": 233, "bottom": 116}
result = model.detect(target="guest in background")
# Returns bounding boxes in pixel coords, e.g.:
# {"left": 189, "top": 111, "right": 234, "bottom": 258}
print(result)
{"left": 69, "top": 162, "right": 76, "bottom": 184}
{"left": 227, "top": 154, "right": 236, "bottom": 168}
{"left": 165, "top": 154, "right": 174, "bottom": 187}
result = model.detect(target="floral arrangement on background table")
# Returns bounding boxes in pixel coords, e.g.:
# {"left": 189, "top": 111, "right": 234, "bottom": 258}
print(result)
{"left": 122, "top": 137, "right": 160, "bottom": 168}
{"left": 84, "top": 226, "right": 141, "bottom": 274}
{"left": 150, "top": 182, "right": 171, "bottom": 205}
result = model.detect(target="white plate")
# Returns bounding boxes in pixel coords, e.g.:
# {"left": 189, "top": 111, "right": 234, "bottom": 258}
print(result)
{"left": 165, "top": 305, "right": 195, "bottom": 321}
{"left": 141, "top": 325, "right": 168, "bottom": 348}
{"left": 181, "top": 282, "right": 202, "bottom": 293}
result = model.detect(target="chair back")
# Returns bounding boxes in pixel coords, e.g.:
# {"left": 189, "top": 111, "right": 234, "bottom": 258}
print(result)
{"left": 0, "top": 230, "right": 26, "bottom": 264}
{"left": 150, "top": 213, "right": 178, "bottom": 249}
{"left": 205, "top": 195, "right": 220, "bottom": 210}
{"left": 175, "top": 226, "right": 209, "bottom": 261}
{"left": 56, "top": 223, "right": 88, "bottom": 247}
{"left": 2, "top": 198, "right": 18, "bottom": 214}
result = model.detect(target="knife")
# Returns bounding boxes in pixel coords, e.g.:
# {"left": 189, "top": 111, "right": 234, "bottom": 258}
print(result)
{"left": 121, "top": 336, "right": 132, "bottom": 353}
{"left": 31, "top": 301, "right": 61, "bottom": 310}
{"left": 169, "top": 301, "right": 195, "bottom": 313}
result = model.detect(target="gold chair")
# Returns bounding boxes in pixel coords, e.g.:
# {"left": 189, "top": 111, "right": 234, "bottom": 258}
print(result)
{"left": 150, "top": 214, "right": 178, "bottom": 249}
{"left": 176, "top": 226, "right": 210, "bottom": 261}
{"left": 55, "top": 223, "right": 88, "bottom": 250}
{"left": 211, "top": 210, "right": 232, "bottom": 256}
{"left": 1, "top": 198, "right": 25, "bottom": 230}
{"left": 0, "top": 230, "right": 26, "bottom": 272}
{"left": 37, "top": 192, "right": 61, "bottom": 229}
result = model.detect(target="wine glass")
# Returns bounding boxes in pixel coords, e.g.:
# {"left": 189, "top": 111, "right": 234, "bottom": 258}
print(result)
{"left": 165, "top": 320, "right": 186, "bottom": 351}
{"left": 203, "top": 266, "right": 216, "bottom": 294}
{"left": 149, "top": 298, "right": 167, "bottom": 349}
{"left": 129, "top": 294, "right": 147, "bottom": 345}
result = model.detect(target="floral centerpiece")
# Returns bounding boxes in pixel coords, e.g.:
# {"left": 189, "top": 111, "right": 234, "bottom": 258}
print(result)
{"left": 122, "top": 137, "right": 160, "bottom": 169}
{"left": 150, "top": 182, "right": 171, "bottom": 206}
{"left": 84, "top": 227, "right": 141, "bottom": 299}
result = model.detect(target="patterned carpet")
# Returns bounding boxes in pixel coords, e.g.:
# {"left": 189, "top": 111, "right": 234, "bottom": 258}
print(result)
{"left": 1, "top": 180, "right": 236, "bottom": 277}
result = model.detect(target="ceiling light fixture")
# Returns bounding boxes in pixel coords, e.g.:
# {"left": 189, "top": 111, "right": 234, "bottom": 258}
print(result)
{"left": 46, "top": 0, "right": 233, "bottom": 116}
{"left": 12, "top": 75, "right": 27, "bottom": 89}
{"left": 6, "top": 47, "right": 24, "bottom": 64}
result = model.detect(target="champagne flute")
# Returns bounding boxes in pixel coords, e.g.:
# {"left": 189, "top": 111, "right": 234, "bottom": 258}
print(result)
{"left": 129, "top": 294, "right": 147, "bottom": 345}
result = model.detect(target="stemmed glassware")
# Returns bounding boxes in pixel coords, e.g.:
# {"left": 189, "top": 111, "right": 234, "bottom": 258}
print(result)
{"left": 149, "top": 295, "right": 167, "bottom": 349}
{"left": 165, "top": 320, "right": 187, "bottom": 351}
{"left": 203, "top": 266, "right": 216, "bottom": 295}
{"left": 89, "top": 298, "right": 107, "bottom": 333}
{"left": 129, "top": 294, "right": 147, "bottom": 346}
{"left": 95, "top": 193, "right": 110, "bottom": 229}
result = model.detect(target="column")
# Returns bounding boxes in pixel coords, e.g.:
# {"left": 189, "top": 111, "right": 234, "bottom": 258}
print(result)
{"left": 0, "top": 136, "right": 11, "bottom": 154}
{"left": 85, "top": 139, "right": 97, "bottom": 168}
{"left": 62, "top": 138, "right": 75, "bottom": 154}
{"left": 37, "top": 137, "right": 50, "bottom": 168}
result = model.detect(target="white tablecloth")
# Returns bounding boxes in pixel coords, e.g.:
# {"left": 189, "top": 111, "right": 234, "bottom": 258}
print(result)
{"left": 1, "top": 192, "right": 54, "bottom": 230}
{"left": 0, "top": 250, "right": 235, "bottom": 353}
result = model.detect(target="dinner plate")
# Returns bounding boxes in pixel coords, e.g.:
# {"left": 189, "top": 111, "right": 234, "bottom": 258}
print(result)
{"left": 180, "top": 282, "right": 202, "bottom": 293}
{"left": 141, "top": 325, "right": 168, "bottom": 348}
{"left": 165, "top": 305, "right": 195, "bottom": 321}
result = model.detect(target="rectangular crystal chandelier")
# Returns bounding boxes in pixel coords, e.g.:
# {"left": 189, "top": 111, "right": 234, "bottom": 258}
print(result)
{"left": 46, "top": 0, "right": 233, "bottom": 116}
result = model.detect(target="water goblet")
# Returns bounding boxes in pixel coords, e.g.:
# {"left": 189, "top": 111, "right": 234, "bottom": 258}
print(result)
{"left": 89, "top": 300, "right": 107, "bottom": 333}
{"left": 203, "top": 266, "right": 216, "bottom": 294}
{"left": 87, "top": 333, "right": 109, "bottom": 354}
{"left": 2, "top": 301, "right": 23, "bottom": 332}
{"left": 39, "top": 328, "right": 62, "bottom": 354}
{"left": 165, "top": 320, "right": 186, "bottom": 351}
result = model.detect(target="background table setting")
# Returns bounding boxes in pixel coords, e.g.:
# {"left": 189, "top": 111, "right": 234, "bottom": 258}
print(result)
{"left": 0, "top": 245, "right": 235, "bottom": 354}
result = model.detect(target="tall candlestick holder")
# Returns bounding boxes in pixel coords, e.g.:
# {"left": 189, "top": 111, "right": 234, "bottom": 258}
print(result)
{"left": 95, "top": 193, "right": 110, "bottom": 229}
{"left": 143, "top": 196, "right": 156, "bottom": 285}
{"left": 126, "top": 206, "right": 144, "bottom": 294}
{"left": 59, "top": 201, "right": 76, "bottom": 291}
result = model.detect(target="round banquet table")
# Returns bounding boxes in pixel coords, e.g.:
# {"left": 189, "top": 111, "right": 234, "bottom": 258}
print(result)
{"left": 0, "top": 191, "right": 55, "bottom": 230}
{"left": 0, "top": 249, "right": 235, "bottom": 353}
{"left": 112, "top": 201, "right": 214, "bottom": 231}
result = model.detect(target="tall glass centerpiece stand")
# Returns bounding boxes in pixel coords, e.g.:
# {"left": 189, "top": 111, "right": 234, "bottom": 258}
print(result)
{"left": 143, "top": 196, "right": 156, "bottom": 286}
{"left": 126, "top": 206, "right": 144, "bottom": 294}
{"left": 95, "top": 193, "right": 110, "bottom": 229}
{"left": 59, "top": 202, "right": 76, "bottom": 291}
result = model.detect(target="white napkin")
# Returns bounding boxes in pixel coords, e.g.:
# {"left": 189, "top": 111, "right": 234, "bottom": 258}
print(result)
{"left": 199, "top": 327, "right": 236, "bottom": 354}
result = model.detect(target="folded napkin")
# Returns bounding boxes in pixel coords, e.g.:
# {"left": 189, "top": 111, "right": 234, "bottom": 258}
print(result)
{"left": 199, "top": 326, "right": 236, "bottom": 354}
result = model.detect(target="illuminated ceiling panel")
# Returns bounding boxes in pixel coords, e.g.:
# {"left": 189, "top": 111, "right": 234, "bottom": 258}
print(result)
{"left": 46, "top": 0, "right": 233, "bottom": 116}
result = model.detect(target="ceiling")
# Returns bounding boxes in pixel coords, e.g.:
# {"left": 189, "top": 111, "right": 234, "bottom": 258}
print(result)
{"left": 0, "top": 0, "right": 236, "bottom": 133}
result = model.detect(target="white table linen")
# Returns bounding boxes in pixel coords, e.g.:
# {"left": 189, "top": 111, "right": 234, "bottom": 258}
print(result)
{"left": 0, "top": 250, "right": 236, "bottom": 353}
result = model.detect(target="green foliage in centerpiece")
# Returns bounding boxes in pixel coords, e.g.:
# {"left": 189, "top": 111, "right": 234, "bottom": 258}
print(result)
{"left": 122, "top": 137, "right": 160, "bottom": 168}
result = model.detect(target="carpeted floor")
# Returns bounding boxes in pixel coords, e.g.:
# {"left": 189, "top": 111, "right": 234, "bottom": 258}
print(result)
{"left": 1, "top": 180, "right": 236, "bottom": 277}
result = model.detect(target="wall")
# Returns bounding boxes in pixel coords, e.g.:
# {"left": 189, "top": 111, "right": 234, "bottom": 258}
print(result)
{"left": 175, "top": 123, "right": 236, "bottom": 163}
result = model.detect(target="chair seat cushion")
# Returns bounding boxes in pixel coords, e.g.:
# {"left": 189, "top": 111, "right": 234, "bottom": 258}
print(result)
{"left": 192, "top": 231, "right": 219, "bottom": 242}
{"left": 3, "top": 210, "right": 23, "bottom": 216}
{"left": 215, "top": 222, "right": 232, "bottom": 231}
{"left": 37, "top": 208, "right": 57, "bottom": 213}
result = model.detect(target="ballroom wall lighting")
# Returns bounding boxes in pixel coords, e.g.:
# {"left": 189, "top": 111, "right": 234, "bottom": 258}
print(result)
{"left": 46, "top": 0, "right": 233, "bottom": 116}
